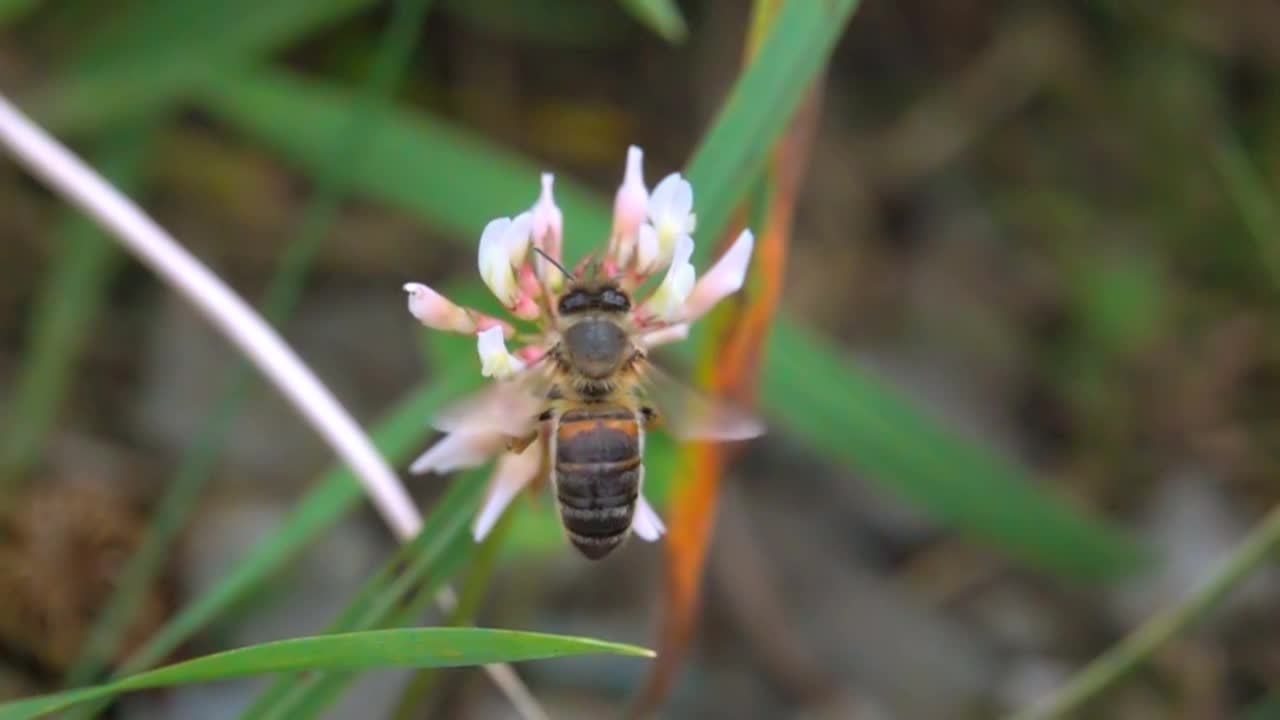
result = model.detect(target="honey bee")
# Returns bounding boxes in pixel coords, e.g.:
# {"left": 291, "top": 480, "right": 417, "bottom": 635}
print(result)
{"left": 429, "top": 255, "right": 763, "bottom": 560}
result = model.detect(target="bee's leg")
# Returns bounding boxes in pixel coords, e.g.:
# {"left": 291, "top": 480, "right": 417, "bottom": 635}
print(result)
{"left": 506, "top": 429, "right": 540, "bottom": 454}
{"left": 640, "top": 405, "right": 660, "bottom": 429}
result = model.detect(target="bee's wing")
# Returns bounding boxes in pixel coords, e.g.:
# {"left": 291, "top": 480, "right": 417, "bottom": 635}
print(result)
{"left": 637, "top": 362, "right": 765, "bottom": 442}
{"left": 432, "top": 360, "right": 552, "bottom": 438}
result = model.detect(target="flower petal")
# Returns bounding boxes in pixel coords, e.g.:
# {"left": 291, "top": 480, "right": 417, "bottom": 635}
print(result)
{"left": 612, "top": 145, "right": 648, "bottom": 241}
{"left": 635, "top": 223, "right": 660, "bottom": 275}
{"left": 478, "top": 217, "right": 518, "bottom": 305}
{"left": 474, "top": 441, "right": 543, "bottom": 541}
{"left": 409, "top": 430, "right": 505, "bottom": 475}
{"left": 682, "top": 228, "right": 754, "bottom": 322}
{"left": 642, "top": 235, "right": 696, "bottom": 321}
{"left": 505, "top": 211, "right": 534, "bottom": 269}
{"left": 638, "top": 322, "right": 689, "bottom": 348}
{"left": 477, "top": 325, "right": 526, "bottom": 379}
{"left": 531, "top": 173, "right": 566, "bottom": 290}
{"left": 632, "top": 495, "right": 666, "bottom": 542}
{"left": 649, "top": 172, "right": 692, "bottom": 219}
{"left": 403, "top": 282, "right": 476, "bottom": 334}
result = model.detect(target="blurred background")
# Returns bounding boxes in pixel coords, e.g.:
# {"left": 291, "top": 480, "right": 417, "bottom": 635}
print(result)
{"left": 3, "top": 1, "right": 1280, "bottom": 718}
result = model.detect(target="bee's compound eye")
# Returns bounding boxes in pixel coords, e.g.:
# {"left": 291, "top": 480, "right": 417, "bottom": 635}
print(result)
{"left": 558, "top": 290, "right": 590, "bottom": 315}
{"left": 600, "top": 289, "right": 631, "bottom": 312}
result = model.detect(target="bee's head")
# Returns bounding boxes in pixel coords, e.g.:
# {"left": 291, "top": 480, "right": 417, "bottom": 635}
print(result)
{"left": 556, "top": 283, "right": 632, "bottom": 316}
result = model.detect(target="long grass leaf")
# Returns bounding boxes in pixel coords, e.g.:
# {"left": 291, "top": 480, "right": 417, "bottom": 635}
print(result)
{"left": 114, "top": 376, "right": 467, "bottom": 679}
{"left": 763, "top": 322, "right": 1144, "bottom": 579}
{"left": 25, "top": 0, "right": 375, "bottom": 133}
{"left": 0, "top": 628, "right": 652, "bottom": 720}
{"left": 240, "top": 471, "right": 482, "bottom": 719}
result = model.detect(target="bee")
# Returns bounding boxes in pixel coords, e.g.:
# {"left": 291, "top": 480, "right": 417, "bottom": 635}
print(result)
{"left": 429, "top": 253, "right": 763, "bottom": 560}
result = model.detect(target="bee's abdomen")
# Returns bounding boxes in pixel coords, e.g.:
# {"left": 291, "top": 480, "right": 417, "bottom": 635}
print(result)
{"left": 554, "top": 406, "right": 641, "bottom": 560}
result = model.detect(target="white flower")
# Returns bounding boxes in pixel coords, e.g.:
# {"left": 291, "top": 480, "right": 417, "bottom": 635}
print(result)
{"left": 531, "top": 173, "right": 565, "bottom": 290}
{"left": 643, "top": 172, "right": 696, "bottom": 271}
{"left": 642, "top": 235, "right": 696, "bottom": 321}
{"left": 477, "top": 213, "right": 533, "bottom": 306}
{"left": 683, "top": 229, "right": 754, "bottom": 322}
{"left": 476, "top": 325, "right": 526, "bottom": 379}
{"left": 403, "top": 282, "right": 476, "bottom": 334}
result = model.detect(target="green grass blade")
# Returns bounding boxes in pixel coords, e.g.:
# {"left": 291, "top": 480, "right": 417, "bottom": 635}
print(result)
{"left": 0, "top": 628, "right": 652, "bottom": 720}
{"left": 25, "top": 0, "right": 376, "bottom": 133}
{"left": 762, "top": 322, "right": 1145, "bottom": 580}
{"left": 683, "top": 0, "right": 859, "bottom": 266}
{"left": 198, "top": 65, "right": 1143, "bottom": 579}
{"left": 0, "top": 127, "right": 149, "bottom": 490}
{"left": 114, "top": 375, "right": 467, "bottom": 679}
{"left": 66, "top": 0, "right": 438, "bottom": 690}
{"left": 198, "top": 66, "right": 612, "bottom": 255}
{"left": 240, "top": 471, "right": 483, "bottom": 719}
{"left": 0, "top": 0, "right": 39, "bottom": 24}
{"left": 618, "top": 0, "right": 688, "bottom": 43}
{"left": 391, "top": 501, "right": 514, "bottom": 720}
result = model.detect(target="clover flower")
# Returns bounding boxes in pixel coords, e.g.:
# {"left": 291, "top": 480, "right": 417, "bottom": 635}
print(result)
{"left": 403, "top": 146, "right": 755, "bottom": 544}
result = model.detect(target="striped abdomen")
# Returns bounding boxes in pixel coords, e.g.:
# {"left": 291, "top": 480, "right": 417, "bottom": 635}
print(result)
{"left": 553, "top": 405, "right": 642, "bottom": 560}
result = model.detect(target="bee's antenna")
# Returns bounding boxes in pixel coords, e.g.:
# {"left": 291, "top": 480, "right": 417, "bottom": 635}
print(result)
{"left": 533, "top": 247, "right": 574, "bottom": 283}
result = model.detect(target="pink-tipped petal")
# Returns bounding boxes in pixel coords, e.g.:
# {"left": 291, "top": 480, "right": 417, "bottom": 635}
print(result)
{"left": 531, "top": 173, "right": 564, "bottom": 249}
{"left": 612, "top": 145, "right": 648, "bottom": 239}
{"left": 632, "top": 495, "right": 666, "bottom": 541}
{"left": 473, "top": 440, "right": 543, "bottom": 541}
{"left": 409, "top": 431, "right": 505, "bottom": 475}
{"left": 682, "top": 228, "right": 754, "bottom": 322}
{"left": 532, "top": 174, "right": 567, "bottom": 291}
{"left": 403, "top": 282, "right": 476, "bottom": 334}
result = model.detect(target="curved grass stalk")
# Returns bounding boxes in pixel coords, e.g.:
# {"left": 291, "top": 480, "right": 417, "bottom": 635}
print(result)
{"left": 1010, "top": 503, "right": 1280, "bottom": 719}
{"left": 0, "top": 93, "right": 422, "bottom": 537}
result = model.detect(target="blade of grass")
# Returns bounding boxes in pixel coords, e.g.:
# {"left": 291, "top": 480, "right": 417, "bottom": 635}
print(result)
{"left": 762, "top": 321, "right": 1143, "bottom": 579}
{"left": 240, "top": 471, "right": 482, "bottom": 719}
{"left": 1009, "top": 502, "right": 1280, "bottom": 720}
{"left": 63, "top": 0, "right": 439, "bottom": 690}
{"left": 633, "top": 2, "right": 819, "bottom": 713}
{"left": 0, "top": 628, "right": 652, "bottom": 720}
{"left": 24, "top": 0, "right": 377, "bottom": 133}
{"left": 0, "top": 0, "right": 39, "bottom": 24}
{"left": 618, "top": 0, "right": 688, "bottom": 43}
{"left": 0, "top": 126, "right": 149, "bottom": 491}
{"left": 0, "top": 87, "right": 423, "bottom": 545}
{"left": 390, "top": 499, "right": 515, "bottom": 720}
{"left": 196, "top": 60, "right": 1143, "bottom": 579}
{"left": 67, "top": 376, "right": 466, "bottom": 720}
